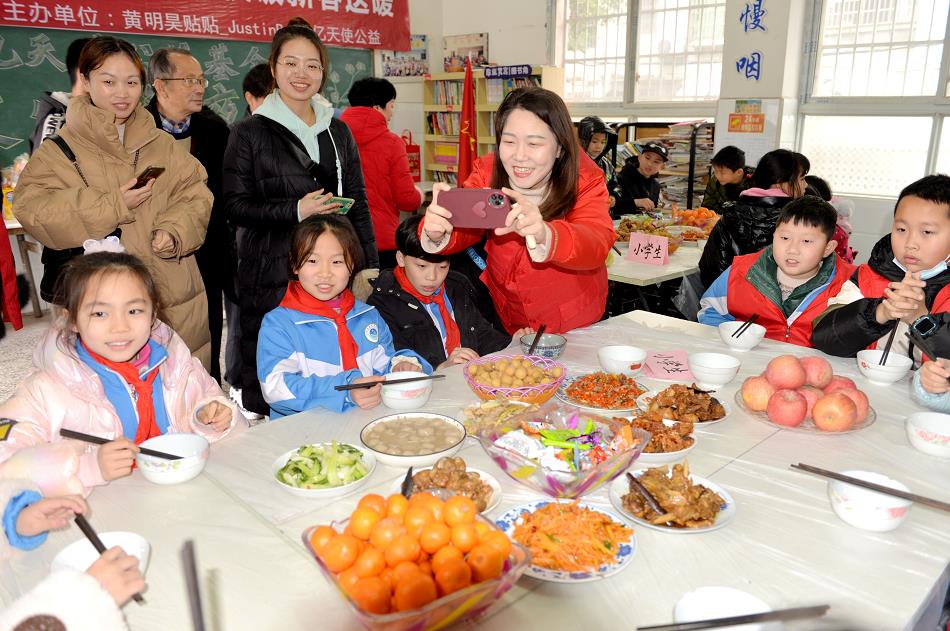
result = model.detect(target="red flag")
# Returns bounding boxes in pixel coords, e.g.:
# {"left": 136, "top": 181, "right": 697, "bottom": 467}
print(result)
{"left": 457, "top": 58, "right": 477, "bottom": 185}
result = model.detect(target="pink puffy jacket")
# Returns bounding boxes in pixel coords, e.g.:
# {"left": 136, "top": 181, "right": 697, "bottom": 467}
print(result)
{"left": 0, "top": 320, "right": 244, "bottom": 496}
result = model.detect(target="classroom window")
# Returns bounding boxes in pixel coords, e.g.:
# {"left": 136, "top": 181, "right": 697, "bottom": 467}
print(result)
{"left": 936, "top": 118, "right": 950, "bottom": 174}
{"left": 799, "top": 115, "right": 932, "bottom": 197}
{"left": 562, "top": 0, "right": 629, "bottom": 102}
{"left": 813, "top": 0, "right": 949, "bottom": 97}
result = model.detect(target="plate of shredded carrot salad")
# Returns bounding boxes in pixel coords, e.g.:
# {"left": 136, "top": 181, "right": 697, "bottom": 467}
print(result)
{"left": 495, "top": 499, "right": 636, "bottom": 582}
{"left": 556, "top": 373, "right": 647, "bottom": 412}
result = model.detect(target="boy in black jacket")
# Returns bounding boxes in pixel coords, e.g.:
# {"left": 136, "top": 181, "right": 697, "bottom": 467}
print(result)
{"left": 368, "top": 216, "right": 531, "bottom": 369}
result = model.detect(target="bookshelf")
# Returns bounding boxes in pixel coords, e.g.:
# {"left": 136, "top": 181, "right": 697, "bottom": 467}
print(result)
{"left": 421, "top": 66, "right": 564, "bottom": 185}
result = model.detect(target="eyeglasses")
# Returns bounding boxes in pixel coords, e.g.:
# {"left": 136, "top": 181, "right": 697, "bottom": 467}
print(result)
{"left": 277, "top": 59, "right": 324, "bottom": 75}
{"left": 160, "top": 77, "right": 209, "bottom": 88}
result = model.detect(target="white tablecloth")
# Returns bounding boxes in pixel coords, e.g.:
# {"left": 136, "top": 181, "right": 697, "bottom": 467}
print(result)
{"left": 608, "top": 244, "right": 702, "bottom": 286}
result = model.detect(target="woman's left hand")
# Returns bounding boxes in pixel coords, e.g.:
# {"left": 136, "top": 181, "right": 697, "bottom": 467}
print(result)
{"left": 495, "top": 188, "right": 547, "bottom": 248}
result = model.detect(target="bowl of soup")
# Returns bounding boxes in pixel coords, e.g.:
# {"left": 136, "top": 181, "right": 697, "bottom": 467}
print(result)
{"left": 360, "top": 413, "right": 466, "bottom": 467}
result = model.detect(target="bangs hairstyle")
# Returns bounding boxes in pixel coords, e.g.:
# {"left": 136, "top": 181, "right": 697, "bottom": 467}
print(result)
{"left": 895, "top": 174, "right": 950, "bottom": 216}
{"left": 268, "top": 18, "right": 329, "bottom": 93}
{"left": 751, "top": 149, "right": 807, "bottom": 189}
{"left": 289, "top": 215, "right": 364, "bottom": 283}
{"left": 57, "top": 252, "right": 162, "bottom": 335}
{"left": 78, "top": 36, "right": 145, "bottom": 84}
{"left": 491, "top": 87, "right": 579, "bottom": 221}
{"left": 776, "top": 196, "right": 838, "bottom": 241}
{"left": 396, "top": 215, "right": 449, "bottom": 263}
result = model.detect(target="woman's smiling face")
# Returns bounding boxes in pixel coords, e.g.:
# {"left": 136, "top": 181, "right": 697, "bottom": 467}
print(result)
{"left": 498, "top": 107, "right": 560, "bottom": 191}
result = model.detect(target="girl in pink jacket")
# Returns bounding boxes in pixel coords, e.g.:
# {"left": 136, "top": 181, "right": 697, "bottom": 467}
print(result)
{"left": 0, "top": 242, "right": 243, "bottom": 496}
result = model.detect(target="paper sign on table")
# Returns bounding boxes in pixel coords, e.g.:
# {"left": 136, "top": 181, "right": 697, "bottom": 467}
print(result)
{"left": 642, "top": 350, "right": 695, "bottom": 381}
{"left": 624, "top": 233, "right": 669, "bottom": 266}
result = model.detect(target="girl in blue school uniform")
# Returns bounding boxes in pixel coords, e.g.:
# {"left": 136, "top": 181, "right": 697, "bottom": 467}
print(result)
{"left": 257, "top": 215, "right": 431, "bottom": 418}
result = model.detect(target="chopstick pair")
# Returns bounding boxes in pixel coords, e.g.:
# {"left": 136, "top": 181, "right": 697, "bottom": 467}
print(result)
{"left": 730, "top": 314, "right": 759, "bottom": 338}
{"left": 879, "top": 325, "right": 899, "bottom": 366}
{"left": 74, "top": 514, "right": 146, "bottom": 605}
{"left": 59, "top": 428, "right": 182, "bottom": 461}
{"left": 526, "top": 324, "right": 547, "bottom": 356}
{"left": 637, "top": 604, "right": 830, "bottom": 630}
{"left": 906, "top": 329, "right": 950, "bottom": 380}
{"left": 333, "top": 374, "right": 445, "bottom": 392}
{"left": 791, "top": 463, "right": 950, "bottom": 513}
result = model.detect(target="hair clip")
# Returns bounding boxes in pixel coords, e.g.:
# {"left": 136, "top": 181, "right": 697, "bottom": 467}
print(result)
{"left": 82, "top": 236, "right": 125, "bottom": 255}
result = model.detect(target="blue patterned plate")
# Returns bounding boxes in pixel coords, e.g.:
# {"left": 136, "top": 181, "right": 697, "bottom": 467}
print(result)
{"left": 494, "top": 499, "right": 637, "bottom": 583}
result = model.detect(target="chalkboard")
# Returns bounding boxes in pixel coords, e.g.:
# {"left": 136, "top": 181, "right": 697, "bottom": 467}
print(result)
{"left": 0, "top": 26, "right": 372, "bottom": 167}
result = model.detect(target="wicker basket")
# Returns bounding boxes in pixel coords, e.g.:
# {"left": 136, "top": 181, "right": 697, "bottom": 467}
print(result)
{"left": 463, "top": 355, "right": 565, "bottom": 404}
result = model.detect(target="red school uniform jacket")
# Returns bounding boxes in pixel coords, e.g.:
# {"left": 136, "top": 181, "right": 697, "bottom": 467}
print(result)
{"left": 432, "top": 153, "right": 614, "bottom": 334}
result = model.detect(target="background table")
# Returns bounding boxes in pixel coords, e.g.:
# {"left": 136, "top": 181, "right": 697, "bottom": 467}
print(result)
{"left": 607, "top": 243, "right": 702, "bottom": 286}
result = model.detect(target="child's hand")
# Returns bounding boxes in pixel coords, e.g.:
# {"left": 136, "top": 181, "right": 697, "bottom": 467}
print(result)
{"left": 635, "top": 197, "right": 656, "bottom": 211}
{"left": 15, "top": 495, "right": 88, "bottom": 538}
{"left": 512, "top": 327, "right": 534, "bottom": 345}
{"left": 423, "top": 184, "right": 455, "bottom": 246}
{"left": 438, "top": 347, "right": 479, "bottom": 369}
{"left": 920, "top": 359, "right": 950, "bottom": 394}
{"left": 87, "top": 546, "right": 146, "bottom": 608}
{"left": 498, "top": 189, "right": 547, "bottom": 247}
{"left": 350, "top": 376, "right": 384, "bottom": 409}
{"left": 391, "top": 361, "right": 420, "bottom": 373}
{"left": 196, "top": 400, "right": 233, "bottom": 432}
{"left": 877, "top": 271, "right": 927, "bottom": 323}
{"left": 96, "top": 438, "right": 139, "bottom": 482}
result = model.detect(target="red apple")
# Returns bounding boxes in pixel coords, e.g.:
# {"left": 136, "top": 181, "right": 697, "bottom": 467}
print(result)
{"left": 800, "top": 356, "right": 833, "bottom": 389}
{"left": 741, "top": 375, "right": 776, "bottom": 412}
{"left": 824, "top": 375, "right": 857, "bottom": 394}
{"left": 838, "top": 388, "right": 869, "bottom": 422}
{"left": 765, "top": 355, "right": 806, "bottom": 390}
{"left": 812, "top": 392, "right": 858, "bottom": 432}
{"left": 766, "top": 389, "right": 807, "bottom": 427}
{"left": 797, "top": 385, "right": 822, "bottom": 420}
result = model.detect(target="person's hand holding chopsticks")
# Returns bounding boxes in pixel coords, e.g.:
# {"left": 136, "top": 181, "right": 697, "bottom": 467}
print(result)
{"left": 919, "top": 358, "right": 950, "bottom": 394}
{"left": 15, "top": 495, "right": 88, "bottom": 537}
{"left": 876, "top": 270, "right": 927, "bottom": 323}
{"left": 96, "top": 438, "right": 139, "bottom": 482}
{"left": 196, "top": 400, "right": 233, "bottom": 432}
{"left": 87, "top": 546, "right": 147, "bottom": 607}
{"left": 350, "top": 376, "right": 384, "bottom": 409}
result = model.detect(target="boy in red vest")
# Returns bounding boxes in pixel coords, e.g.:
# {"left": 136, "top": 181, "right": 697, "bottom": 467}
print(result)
{"left": 811, "top": 174, "right": 950, "bottom": 362}
{"left": 698, "top": 197, "right": 854, "bottom": 347}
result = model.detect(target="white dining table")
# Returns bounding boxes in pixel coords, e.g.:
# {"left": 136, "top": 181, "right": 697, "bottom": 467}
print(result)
{"left": 607, "top": 236, "right": 704, "bottom": 286}
{"left": 3, "top": 311, "right": 949, "bottom": 631}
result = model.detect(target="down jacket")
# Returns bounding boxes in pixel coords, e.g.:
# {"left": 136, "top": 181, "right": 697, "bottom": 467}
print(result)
{"left": 0, "top": 320, "right": 243, "bottom": 497}
{"left": 14, "top": 96, "right": 213, "bottom": 365}
{"left": 223, "top": 114, "right": 379, "bottom": 415}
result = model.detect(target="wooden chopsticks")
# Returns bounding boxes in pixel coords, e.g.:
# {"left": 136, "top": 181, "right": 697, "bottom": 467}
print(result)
{"left": 879, "top": 325, "right": 898, "bottom": 365}
{"left": 636, "top": 604, "right": 830, "bottom": 630}
{"left": 730, "top": 314, "right": 759, "bottom": 338}
{"left": 333, "top": 374, "right": 445, "bottom": 392}
{"left": 182, "top": 540, "right": 206, "bottom": 631}
{"left": 74, "top": 514, "right": 146, "bottom": 605}
{"left": 59, "top": 428, "right": 182, "bottom": 461}
{"left": 791, "top": 463, "right": 950, "bottom": 513}
{"left": 526, "top": 324, "right": 547, "bottom": 356}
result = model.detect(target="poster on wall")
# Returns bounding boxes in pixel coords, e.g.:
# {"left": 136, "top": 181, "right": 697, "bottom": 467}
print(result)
{"left": 443, "top": 33, "right": 488, "bottom": 72}
{"left": 714, "top": 98, "right": 780, "bottom": 164}
{"left": 381, "top": 34, "right": 427, "bottom": 77}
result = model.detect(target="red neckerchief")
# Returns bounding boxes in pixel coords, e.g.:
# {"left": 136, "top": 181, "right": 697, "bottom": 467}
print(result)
{"left": 280, "top": 282, "right": 359, "bottom": 370}
{"left": 81, "top": 341, "right": 161, "bottom": 444}
{"left": 393, "top": 266, "right": 460, "bottom": 356}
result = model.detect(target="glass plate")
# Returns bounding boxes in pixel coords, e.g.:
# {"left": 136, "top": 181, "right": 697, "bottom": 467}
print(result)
{"left": 733, "top": 391, "right": 877, "bottom": 434}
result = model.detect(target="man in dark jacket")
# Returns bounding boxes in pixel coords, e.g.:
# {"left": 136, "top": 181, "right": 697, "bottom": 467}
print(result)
{"left": 147, "top": 48, "right": 234, "bottom": 383}
{"left": 28, "top": 37, "right": 90, "bottom": 154}
{"left": 368, "top": 216, "right": 524, "bottom": 369}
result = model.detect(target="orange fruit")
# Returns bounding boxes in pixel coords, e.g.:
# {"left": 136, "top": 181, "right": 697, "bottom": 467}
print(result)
{"left": 418, "top": 560, "right": 433, "bottom": 576}
{"left": 370, "top": 518, "right": 405, "bottom": 550}
{"left": 430, "top": 545, "right": 465, "bottom": 574}
{"left": 393, "top": 572, "right": 438, "bottom": 612}
{"left": 408, "top": 491, "right": 438, "bottom": 508}
{"left": 450, "top": 523, "right": 479, "bottom": 553}
{"left": 384, "top": 535, "right": 422, "bottom": 568}
{"left": 337, "top": 567, "right": 362, "bottom": 594}
{"left": 349, "top": 507, "right": 382, "bottom": 541}
{"left": 357, "top": 494, "right": 387, "bottom": 517}
{"left": 353, "top": 546, "right": 385, "bottom": 578}
{"left": 391, "top": 560, "right": 422, "bottom": 585}
{"left": 444, "top": 496, "right": 478, "bottom": 526}
{"left": 309, "top": 525, "right": 336, "bottom": 553}
{"left": 473, "top": 521, "right": 490, "bottom": 539}
{"left": 434, "top": 557, "right": 472, "bottom": 596}
{"left": 479, "top": 530, "right": 512, "bottom": 558}
{"left": 466, "top": 544, "right": 505, "bottom": 582}
{"left": 419, "top": 522, "right": 451, "bottom": 554}
{"left": 403, "top": 506, "right": 434, "bottom": 538}
{"left": 415, "top": 495, "right": 446, "bottom": 524}
{"left": 386, "top": 494, "right": 410, "bottom": 519}
{"left": 349, "top": 576, "right": 391, "bottom": 615}
{"left": 321, "top": 534, "right": 361, "bottom": 573}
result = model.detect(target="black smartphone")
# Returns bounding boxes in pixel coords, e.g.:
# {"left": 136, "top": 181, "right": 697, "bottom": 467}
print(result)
{"left": 132, "top": 166, "right": 165, "bottom": 189}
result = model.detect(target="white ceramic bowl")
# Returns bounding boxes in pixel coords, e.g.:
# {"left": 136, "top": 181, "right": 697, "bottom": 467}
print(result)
{"left": 360, "top": 413, "right": 466, "bottom": 467}
{"left": 381, "top": 371, "right": 433, "bottom": 410}
{"left": 272, "top": 443, "right": 377, "bottom": 498}
{"left": 674, "top": 586, "right": 777, "bottom": 631}
{"left": 856, "top": 349, "right": 913, "bottom": 386}
{"left": 687, "top": 352, "right": 741, "bottom": 390}
{"left": 906, "top": 412, "right": 950, "bottom": 458}
{"left": 520, "top": 333, "right": 567, "bottom": 359}
{"left": 597, "top": 345, "right": 648, "bottom": 376}
{"left": 52, "top": 531, "right": 150, "bottom": 575}
{"left": 135, "top": 433, "right": 209, "bottom": 485}
{"left": 827, "top": 470, "right": 911, "bottom": 532}
{"left": 717, "top": 321, "right": 767, "bottom": 352}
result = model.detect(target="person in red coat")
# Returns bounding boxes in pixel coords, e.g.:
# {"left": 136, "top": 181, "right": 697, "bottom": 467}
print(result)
{"left": 419, "top": 87, "right": 614, "bottom": 334}
{"left": 340, "top": 78, "right": 422, "bottom": 270}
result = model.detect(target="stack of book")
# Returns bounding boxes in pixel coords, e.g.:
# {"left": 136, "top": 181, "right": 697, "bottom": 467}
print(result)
{"left": 433, "top": 80, "right": 462, "bottom": 105}
{"left": 484, "top": 76, "right": 542, "bottom": 105}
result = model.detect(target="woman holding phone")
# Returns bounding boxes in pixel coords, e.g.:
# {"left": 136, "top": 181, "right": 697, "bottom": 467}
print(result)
{"left": 222, "top": 18, "right": 377, "bottom": 416}
{"left": 14, "top": 36, "right": 214, "bottom": 366}
{"left": 420, "top": 87, "right": 614, "bottom": 334}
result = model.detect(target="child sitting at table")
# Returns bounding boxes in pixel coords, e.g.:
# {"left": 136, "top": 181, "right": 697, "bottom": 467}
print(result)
{"left": 701, "top": 145, "right": 753, "bottom": 213}
{"left": 0, "top": 479, "right": 144, "bottom": 629}
{"left": 811, "top": 174, "right": 950, "bottom": 362}
{"left": 697, "top": 197, "right": 854, "bottom": 347}
{"left": 257, "top": 215, "right": 430, "bottom": 417}
{"left": 613, "top": 141, "right": 669, "bottom": 216}
{"left": 0, "top": 240, "right": 242, "bottom": 497}
{"left": 368, "top": 215, "right": 531, "bottom": 370}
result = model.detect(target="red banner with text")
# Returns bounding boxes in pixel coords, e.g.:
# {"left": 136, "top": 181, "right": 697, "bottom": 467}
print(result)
{"left": 0, "top": 0, "right": 410, "bottom": 49}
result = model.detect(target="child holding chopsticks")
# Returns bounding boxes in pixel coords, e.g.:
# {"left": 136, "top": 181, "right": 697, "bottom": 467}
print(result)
{"left": 0, "top": 240, "right": 242, "bottom": 497}
{"left": 257, "top": 215, "right": 430, "bottom": 418}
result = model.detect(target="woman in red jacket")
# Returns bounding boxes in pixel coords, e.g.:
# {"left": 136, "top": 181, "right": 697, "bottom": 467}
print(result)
{"left": 420, "top": 87, "right": 614, "bottom": 333}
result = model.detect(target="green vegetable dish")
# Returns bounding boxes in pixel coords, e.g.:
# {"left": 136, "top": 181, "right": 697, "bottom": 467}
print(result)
{"left": 276, "top": 443, "right": 369, "bottom": 489}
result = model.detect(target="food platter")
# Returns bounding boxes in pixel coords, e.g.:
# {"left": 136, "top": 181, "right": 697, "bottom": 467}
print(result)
{"left": 388, "top": 466, "right": 503, "bottom": 513}
{"left": 271, "top": 443, "right": 376, "bottom": 499}
{"left": 636, "top": 390, "right": 730, "bottom": 425}
{"left": 555, "top": 374, "right": 647, "bottom": 413}
{"left": 608, "top": 471, "right": 736, "bottom": 534}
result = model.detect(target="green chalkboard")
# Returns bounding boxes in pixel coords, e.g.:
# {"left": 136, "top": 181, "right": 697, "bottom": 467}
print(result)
{"left": 0, "top": 26, "right": 372, "bottom": 167}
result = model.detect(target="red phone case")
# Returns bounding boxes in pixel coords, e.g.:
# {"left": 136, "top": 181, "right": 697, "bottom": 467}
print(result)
{"left": 440, "top": 188, "right": 512, "bottom": 229}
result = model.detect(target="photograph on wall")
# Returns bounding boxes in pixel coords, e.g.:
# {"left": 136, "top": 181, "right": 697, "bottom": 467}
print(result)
{"left": 443, "top": 33, "right": 489, "bottom": 71}
{"left": 382, "top": 34, "right": 428, "bottom": 77}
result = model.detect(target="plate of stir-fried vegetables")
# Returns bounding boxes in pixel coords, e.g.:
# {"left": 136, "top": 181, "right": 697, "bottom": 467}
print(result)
{"left": 272, "top": 442, "right": 376, "bottom": 498}
{"left": 556, "top": 373, "right": 647, "bottom": 412}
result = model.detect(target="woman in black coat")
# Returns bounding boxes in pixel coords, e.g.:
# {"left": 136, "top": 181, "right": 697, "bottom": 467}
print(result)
{"left": 222, "top": 22, "right": 378, "bottom": 416}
